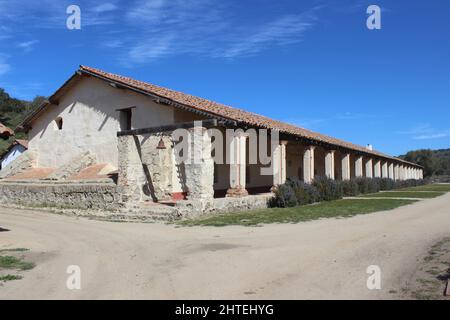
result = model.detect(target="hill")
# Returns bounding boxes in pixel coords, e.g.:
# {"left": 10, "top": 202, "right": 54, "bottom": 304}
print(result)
{"left": 0, "top": 88, "right": 45, "bottom": 155}
{"left": 399, "top": 148, "right": 450, "bottom": 178}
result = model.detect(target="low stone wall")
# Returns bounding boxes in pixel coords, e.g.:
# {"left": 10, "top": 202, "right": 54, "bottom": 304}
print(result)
{"left": 0, "top": 181, "right": 121, "bottom": 211}
{"left": 0, "top": 179, "right": 273, "bottom": 220}
{"left": 175, "top": 193, "right": 273, "bottom": 218}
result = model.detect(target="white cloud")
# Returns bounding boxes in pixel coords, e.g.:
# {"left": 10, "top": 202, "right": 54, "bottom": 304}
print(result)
{"left": 18, "top": 40, "right": 40, "bottom": 52}
{"left": 127, "top": 35, "right": 175, "bottom": 63}
{"left": 118, "top": 2, "right": 320, "bottom": 64}
{"left": 218, "top": 14, "right": 315, "bottom": 59}
{"left": 100, "top": 40, "right": 124, "bottom": 49}
{"left": 92, "top": 3, "right": 118, "bottom": 13}
{"left": 398, "top": 123, "right": 450, "bottom": 140}
{"left": 126, "top": 0, "right": 167, "bottom": 23}
{"left": 413, "top": 132, "right": 450, "bottom": 140}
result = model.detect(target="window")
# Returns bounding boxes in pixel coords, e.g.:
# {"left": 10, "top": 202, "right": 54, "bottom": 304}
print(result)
{"left": 119, "top": 108, "right": 132, "bottom": 131}
{"left": 55, "top": 117, "right": 63, "bottom": 130}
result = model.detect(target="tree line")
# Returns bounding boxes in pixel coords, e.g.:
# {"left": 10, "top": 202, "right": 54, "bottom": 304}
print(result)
{"left": 0, "top": 87, "right": 46, "bottom": 154}
{"left": 400, "top": 149, "right": 450, "bottom": 178}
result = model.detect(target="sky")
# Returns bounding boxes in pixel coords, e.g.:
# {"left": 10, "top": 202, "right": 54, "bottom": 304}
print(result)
{"left": 0, "top": 0, "right": 449, "bottom": 155}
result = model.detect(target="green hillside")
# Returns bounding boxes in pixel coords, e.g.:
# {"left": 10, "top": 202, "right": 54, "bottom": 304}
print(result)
{"left": 0, "top": 88, "right": 45, "bottom": 154}
{"left": 399, "top": 149, "right": 450, "bottom": 178}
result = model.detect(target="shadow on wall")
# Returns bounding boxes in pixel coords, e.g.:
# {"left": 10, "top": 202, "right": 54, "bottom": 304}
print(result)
{"left": 173, "top": 135, "right": 188, "bottom": 195}
{"left": 133, "top": 135, "right": 157, "bottom": 202}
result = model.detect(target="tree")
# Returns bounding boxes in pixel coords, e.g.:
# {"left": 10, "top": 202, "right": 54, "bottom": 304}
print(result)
{"left": 402, "top": 149, "right": 434, "bottom": 177}
{"left": 25, "top": 96, "right": 46, "bottom": 114}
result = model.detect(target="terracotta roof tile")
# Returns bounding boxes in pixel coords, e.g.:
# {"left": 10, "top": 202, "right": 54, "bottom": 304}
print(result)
{"left": 79, "top": 66, "right": 418, "bottom": 166}
{"left": 15, "top": 139, "right": 28, "bottom": 149}
{"left": 5, "top": 168, "right": 54, "bottom": 180}
{"left": 0, "top": 122, "right": 14, "bottom": 137}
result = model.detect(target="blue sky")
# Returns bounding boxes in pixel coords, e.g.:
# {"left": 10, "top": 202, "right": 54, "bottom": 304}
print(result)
{"left": 0, "top": 0, "right": 449, "bottom": 155}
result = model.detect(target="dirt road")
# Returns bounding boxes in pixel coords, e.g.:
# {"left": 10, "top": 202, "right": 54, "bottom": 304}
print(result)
{"left": 1, "top": 193, "right": 449, "bottom": 299}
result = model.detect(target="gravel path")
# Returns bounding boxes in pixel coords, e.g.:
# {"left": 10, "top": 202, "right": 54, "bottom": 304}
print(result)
{"left": 0, "top": 192, "right": 449, "bottom": 299}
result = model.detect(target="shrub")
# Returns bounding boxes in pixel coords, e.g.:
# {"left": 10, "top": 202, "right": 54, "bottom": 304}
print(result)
{"left": 394, "top": 178, "right": 428, "bottom": 189}
{"left": 355, "top": 177, "right": 369, "bottom": 194}
{"left": 342, "top": 180, "right": 359, "bottom": 196}
{"left": 272, "top": 183, "right": 297, "bottom": 208}
{"left": 312, "top": 176, "right": 343, "bottom": 201}
{"left": 380, "top": 178, "right": 395, "bottom": 190}
{"left": 271, "top": 175, "right": 429, "bottom": 208}
{"left": 272, "top": 178, "right": 320, "bottom": 207}
{"left": 355, "top": 177, "right": 381, "bottom": 194}
{"left": 294, "top": 181, "right": 321, "bottom": 205}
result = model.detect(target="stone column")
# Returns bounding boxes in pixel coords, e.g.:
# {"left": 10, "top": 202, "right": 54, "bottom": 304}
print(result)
{"left": 388, "top": 163, "right": 394, "bottom": 180}
{"left": 400, "top": 165, "right": 405, "bottom": 181}
{"left": 394, "top": 164, "right": 399, "bottom": 181}
{"left": 325, "top": 150, "right": 335, "bottom": 180}
{"left": 382, "top": 162, "right": 388, "bottom": 178}
{"left": 342, "top": 153, "right": 351, "bottom": 181}
{"left": 271, "top": 140, "right": 288, "bottom": 188}
{"left": 365, "top": 158, "right": 373, "bottom": 178}
{"left": 185, "top": 127, "right": 214, "bottom": 200}
{"left": 303, "top": 146, "right": 315, "bottom": 183}
{"left": 355, "top": 156, "right": 363, "bottom": 178}
{"left": 374, "top": 160, "right": 381, "bottom": 178}
{"left": 227, "top": 132, "right": 248, "bottom": 197}
{"left": 117, "top": 135, "right": 146, "bottom": 203}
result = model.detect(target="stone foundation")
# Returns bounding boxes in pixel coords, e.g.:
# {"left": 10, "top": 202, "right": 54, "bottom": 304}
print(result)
{"left": 175, "top": 193, "right": 273, "bottom": 218}
{"left": 0, "top": 179, "right": 274, "bottom": 220}
{"left": 0, "top": 181, "right": 120, "bottom": 211}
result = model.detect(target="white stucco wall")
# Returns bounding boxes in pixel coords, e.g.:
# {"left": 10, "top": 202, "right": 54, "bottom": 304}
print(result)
{"left": 28, "top": 76, "right": 181, "bottom": 168}
{"left": 0, "top": 145, "right": 26, "bottom": 170}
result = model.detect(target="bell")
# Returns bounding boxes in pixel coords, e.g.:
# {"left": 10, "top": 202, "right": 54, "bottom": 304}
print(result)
{"left": 156, "top": 138, "right": 166, "bottom": 149}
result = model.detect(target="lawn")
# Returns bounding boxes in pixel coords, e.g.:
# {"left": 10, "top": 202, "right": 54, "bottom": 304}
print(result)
{"left": 0, "top": 248, "right": 34, "bottom": 282}
{"left": 398, "top": 184, "right": 450, "bottom": 192}
{"left": 359, "top": 191, "right": 445, "bottom": 199}
{"left": 179, "top": 199, "right": 417, "bottom": 227}
{"left": 0, "top": 255, "right": 35, "bottom": 270}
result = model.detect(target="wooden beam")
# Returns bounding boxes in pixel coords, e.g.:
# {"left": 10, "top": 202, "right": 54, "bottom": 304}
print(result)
{"left": 117, "top": 119, "right": 219, "bottom": 136}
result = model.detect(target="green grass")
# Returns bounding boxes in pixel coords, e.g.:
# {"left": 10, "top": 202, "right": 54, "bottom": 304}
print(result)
{"left": 179, "top": 199, "right": 417, "bottom": 227}
{"left": 399, "top": 184, "right": 450, "bottom": 192}
{"left": 0, "top": 256, "right": 35, "bottom": 271}
{"left": 360, "top": 191, "right": 445, "bottom": 199}
{"left": 0, "top": 248, "right": 29, "bottom": 253}
{"left": 0, "top": 274, "right": 23, "bottom": 282}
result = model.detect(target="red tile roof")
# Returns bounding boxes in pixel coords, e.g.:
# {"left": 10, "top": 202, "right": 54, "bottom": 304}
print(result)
{"left": 19, "top": 65, "right": 421, "bottom": 168}
{"left": 15, "top": 139, "right": 28, "bottom": 149}
{"left": 79, "top": 66, "right": 419, "bottom": 166}
{"left": 0, "top": 122, "right": 14, "bottom": 137}
{"left": 0, "top": 139, "right": 28, "bottom": 159}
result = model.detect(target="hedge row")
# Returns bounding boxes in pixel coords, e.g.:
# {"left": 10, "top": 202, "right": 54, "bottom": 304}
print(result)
{"left": 271, "top": 177, "right": 428, "bottom": 208}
